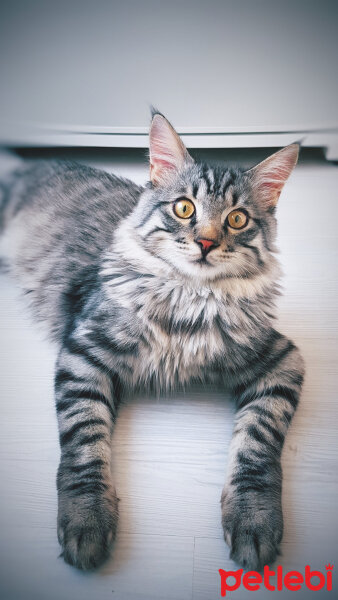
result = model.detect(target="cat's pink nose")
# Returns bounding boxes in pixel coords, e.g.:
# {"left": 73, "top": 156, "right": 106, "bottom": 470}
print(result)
{"left": 195, "top": 238, "right": 219, "bottom": 255}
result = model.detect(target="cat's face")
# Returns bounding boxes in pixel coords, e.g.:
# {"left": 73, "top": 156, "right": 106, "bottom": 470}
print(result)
{"left": 132, "top": 113, "right": 299, "bottom": 282}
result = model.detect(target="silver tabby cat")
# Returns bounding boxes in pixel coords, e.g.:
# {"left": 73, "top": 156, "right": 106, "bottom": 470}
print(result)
{"left": 0, "top": 112, "right": 304, "bottom": 571}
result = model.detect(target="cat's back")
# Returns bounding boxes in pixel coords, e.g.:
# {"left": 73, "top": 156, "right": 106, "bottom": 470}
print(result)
{"left": 0, "top": 159, "right": 143, "bottom": 339}
{"left": 1, "top": 159, "right": 142, "bottom": 239}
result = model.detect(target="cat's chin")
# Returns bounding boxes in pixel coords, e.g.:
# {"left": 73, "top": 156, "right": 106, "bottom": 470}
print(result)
{"left": 171, "top": 258, "right": 229, "bottom": 282}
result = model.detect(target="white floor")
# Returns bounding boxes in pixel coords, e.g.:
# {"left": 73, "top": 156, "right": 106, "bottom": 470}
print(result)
{"left": 0, "top": 150, "right": 337, "bottom": 599}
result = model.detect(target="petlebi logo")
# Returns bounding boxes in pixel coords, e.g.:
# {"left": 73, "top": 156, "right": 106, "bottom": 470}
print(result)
{"left": 218, "top": 564, "right": 334, "bottom": 596}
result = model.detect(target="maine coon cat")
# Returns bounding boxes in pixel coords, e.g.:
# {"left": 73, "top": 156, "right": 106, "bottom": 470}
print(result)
{"left": 0, "top": 112, "right": 304, "bottom": 571}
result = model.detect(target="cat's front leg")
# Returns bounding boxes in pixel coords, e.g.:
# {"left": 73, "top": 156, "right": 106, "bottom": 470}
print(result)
{"left": 221, "top": 333, "right": 304, "bottom": 570}
{"left": 55, "top": 340, "right": 119, "bottom": 570}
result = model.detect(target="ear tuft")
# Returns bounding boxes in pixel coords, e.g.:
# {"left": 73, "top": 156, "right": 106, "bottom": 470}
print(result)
{"left": 149, "top": 113, "right": 193, "bottom": 186}
{"left": 150, "top": 105, "right": 163, "bottom": 120}
{"left": 248, "top": 143, "right": 299, "bottom": 209}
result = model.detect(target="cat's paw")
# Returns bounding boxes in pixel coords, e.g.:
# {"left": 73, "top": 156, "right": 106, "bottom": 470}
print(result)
{"left": 57, "top": 490, "right": 119, "bottom": 570}
{"left": 221, "top": 490, "right": 283, "bottom": 571}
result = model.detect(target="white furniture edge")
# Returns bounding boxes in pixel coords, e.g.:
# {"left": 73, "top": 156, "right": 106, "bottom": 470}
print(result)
{"left": 1, "top": 124, "right": 338, "bottom": 160}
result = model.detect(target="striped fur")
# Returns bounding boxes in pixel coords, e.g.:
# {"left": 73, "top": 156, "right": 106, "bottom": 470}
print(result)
{"left": 0, "top": 114, "right": 304, "bottom": 570}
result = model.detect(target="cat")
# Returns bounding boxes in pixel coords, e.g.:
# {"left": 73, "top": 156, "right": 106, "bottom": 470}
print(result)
{"left": 0, "top": 111, "right": 304, "bottom": 571}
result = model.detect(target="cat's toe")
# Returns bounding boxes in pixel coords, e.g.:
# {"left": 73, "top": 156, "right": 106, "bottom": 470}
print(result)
{"left": 59, "top": 525, "right": 114, "bottom": 570}
{"left": 221, "top": 493, "right": 283, "bottom": 571}
{"left": 227, "top": 525, "right": 280, "bottom": 571}
{"left": 57, "top": 492, "right": 118, "bottom": 570}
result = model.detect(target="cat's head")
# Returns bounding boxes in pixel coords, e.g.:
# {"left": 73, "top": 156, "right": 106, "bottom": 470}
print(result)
{"left": 129, "top": 111, "right": 299, "bottom": 282}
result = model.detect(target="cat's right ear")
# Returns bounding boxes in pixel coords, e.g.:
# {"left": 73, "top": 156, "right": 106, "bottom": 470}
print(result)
{"left": 149, "top": 111, "right": 193, "bottom": 186}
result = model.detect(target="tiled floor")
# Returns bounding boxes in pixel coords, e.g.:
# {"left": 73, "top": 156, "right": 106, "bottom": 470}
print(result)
{"left": 0, "top": 150, "right": 337, "bottom": 599}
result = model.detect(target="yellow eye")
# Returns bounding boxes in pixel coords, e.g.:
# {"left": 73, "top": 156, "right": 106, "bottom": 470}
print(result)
{"left": 227, "top": 209, "right": 248, "bottom": 230}
{"left": 173, "top": 198, "right": 195, "bottom": 219}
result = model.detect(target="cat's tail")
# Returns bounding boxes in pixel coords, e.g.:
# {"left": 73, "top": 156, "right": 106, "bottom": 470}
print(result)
{"left": 0, "top": 149, "right": 24, "bottom": 233}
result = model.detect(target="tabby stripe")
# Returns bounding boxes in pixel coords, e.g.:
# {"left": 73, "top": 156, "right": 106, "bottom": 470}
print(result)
{"left": 192, "top": 182, "right": 199, "bottom": 198}
{"left": 150, "top": 308, "right": 207, "bottom": 335}
{"left": 62, "top": 389, "right": 111, "bottom": 402}
{"left": 77, "top": 432, "right": 106, "bottom": 446}
{"left": 252, "top": 217, "right": 271, "bottom": 250}
{"left": 231, "top": 467, "right": 267, "bottom": 484}
{"left": 237, "top": 330, "right": 282, "bottom": 373}
{"left": 235, "top": 228, "right": 260, "bottom": 246}
{"left": 241, "top": 242, "right": 264, "bottom": 267}
{"left": 283, "top": 410, "right": 292, "bottom": 423}
{"left": 81, "top": 395, "right": 116, "bottom": 418}
{"left": 56, "top": 389, "right": 115, "bottom": 419}
{"left": 221, "top": 172, "right": 234, "bottom": 198}
{"left": 244, "top": 405, "right": 277, "bottom": 420}
{"left": 64, "top": 408, "right": 87, "bottom": 420}
{"left": 233, "top": 481, "right": 267, "bottom": 494}
{"left": 234, "top": 339, "right": 296, "bottom": 396}
{"left": 68, "top": 459, "right": 104, "bottom": 473}
{"left": 236, "top": 383, "right": 299, "bottom": 411}
{"left": 135, "top": 200, "right": 169, "bottom": 229}
{"left": 245, "top": 447, "right": 277, "bottom": 462}
{"left": 55, "top": 369, "right": 88, "bottom": 388}
{"left": 64, "top": 481, "right": 108, "bottom": 495}
{"left": 264, "top": 385, "right": 299, "bottom": 409}
{"left": 60, "top": 418, "right": 106, "bottom": 445}
{"left": 202, "top": 168, "right": 212, "bottom": 194}
{"left": 247, "top": 424, "right": 279, "bottom": 453}
{"left": 236, "top": 450, "right": 260, "bottom": 466}
{"left": 262, "top": 340, "right": 296, "bottom": 372}
{"left": 146, "top": 226, "right": 171, "bottom": 239}
{"left": 231, "top": 191, "right": 238, "bottom": 206}
{"left": 289, "top": 372, "right": 304, "bottom": 387}
{"left": 161, "top": 211, "right": 181, "bottom": 233}
{"left": 65, "top": 473, "right": 104, "bottom": 488}
{"left": 238, "top": 304, "right": 264, "bottom": 327}
{"left": 87, "top": 330, "right": 138, "bottom": 355}
{"left": 257, "top": 417, "right": 285, "bottom": 445}
{"left": 66, "top": 339, "right": 110, "bottom": 373}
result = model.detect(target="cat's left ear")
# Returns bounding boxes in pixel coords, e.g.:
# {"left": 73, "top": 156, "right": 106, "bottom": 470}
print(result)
{"left": 247, "top": 143, "right": 300, "bottom": 209}
{"left": 149, "top": 111, "right": 193, "bottom": 186}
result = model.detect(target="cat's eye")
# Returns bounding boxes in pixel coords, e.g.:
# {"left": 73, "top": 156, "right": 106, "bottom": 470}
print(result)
{"left": 173, "top": 198, "right": 195, "bottom": 219}
{"left": 226, "top": 209, "right": 248, "bottom": 230}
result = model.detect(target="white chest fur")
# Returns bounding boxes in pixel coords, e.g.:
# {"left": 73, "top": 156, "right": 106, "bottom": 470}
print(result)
{"left": 105, "top": 274, "right": 237, "bottom": 389}
{"left": 101, "top": 247, "right": 278, "bottom": 390}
